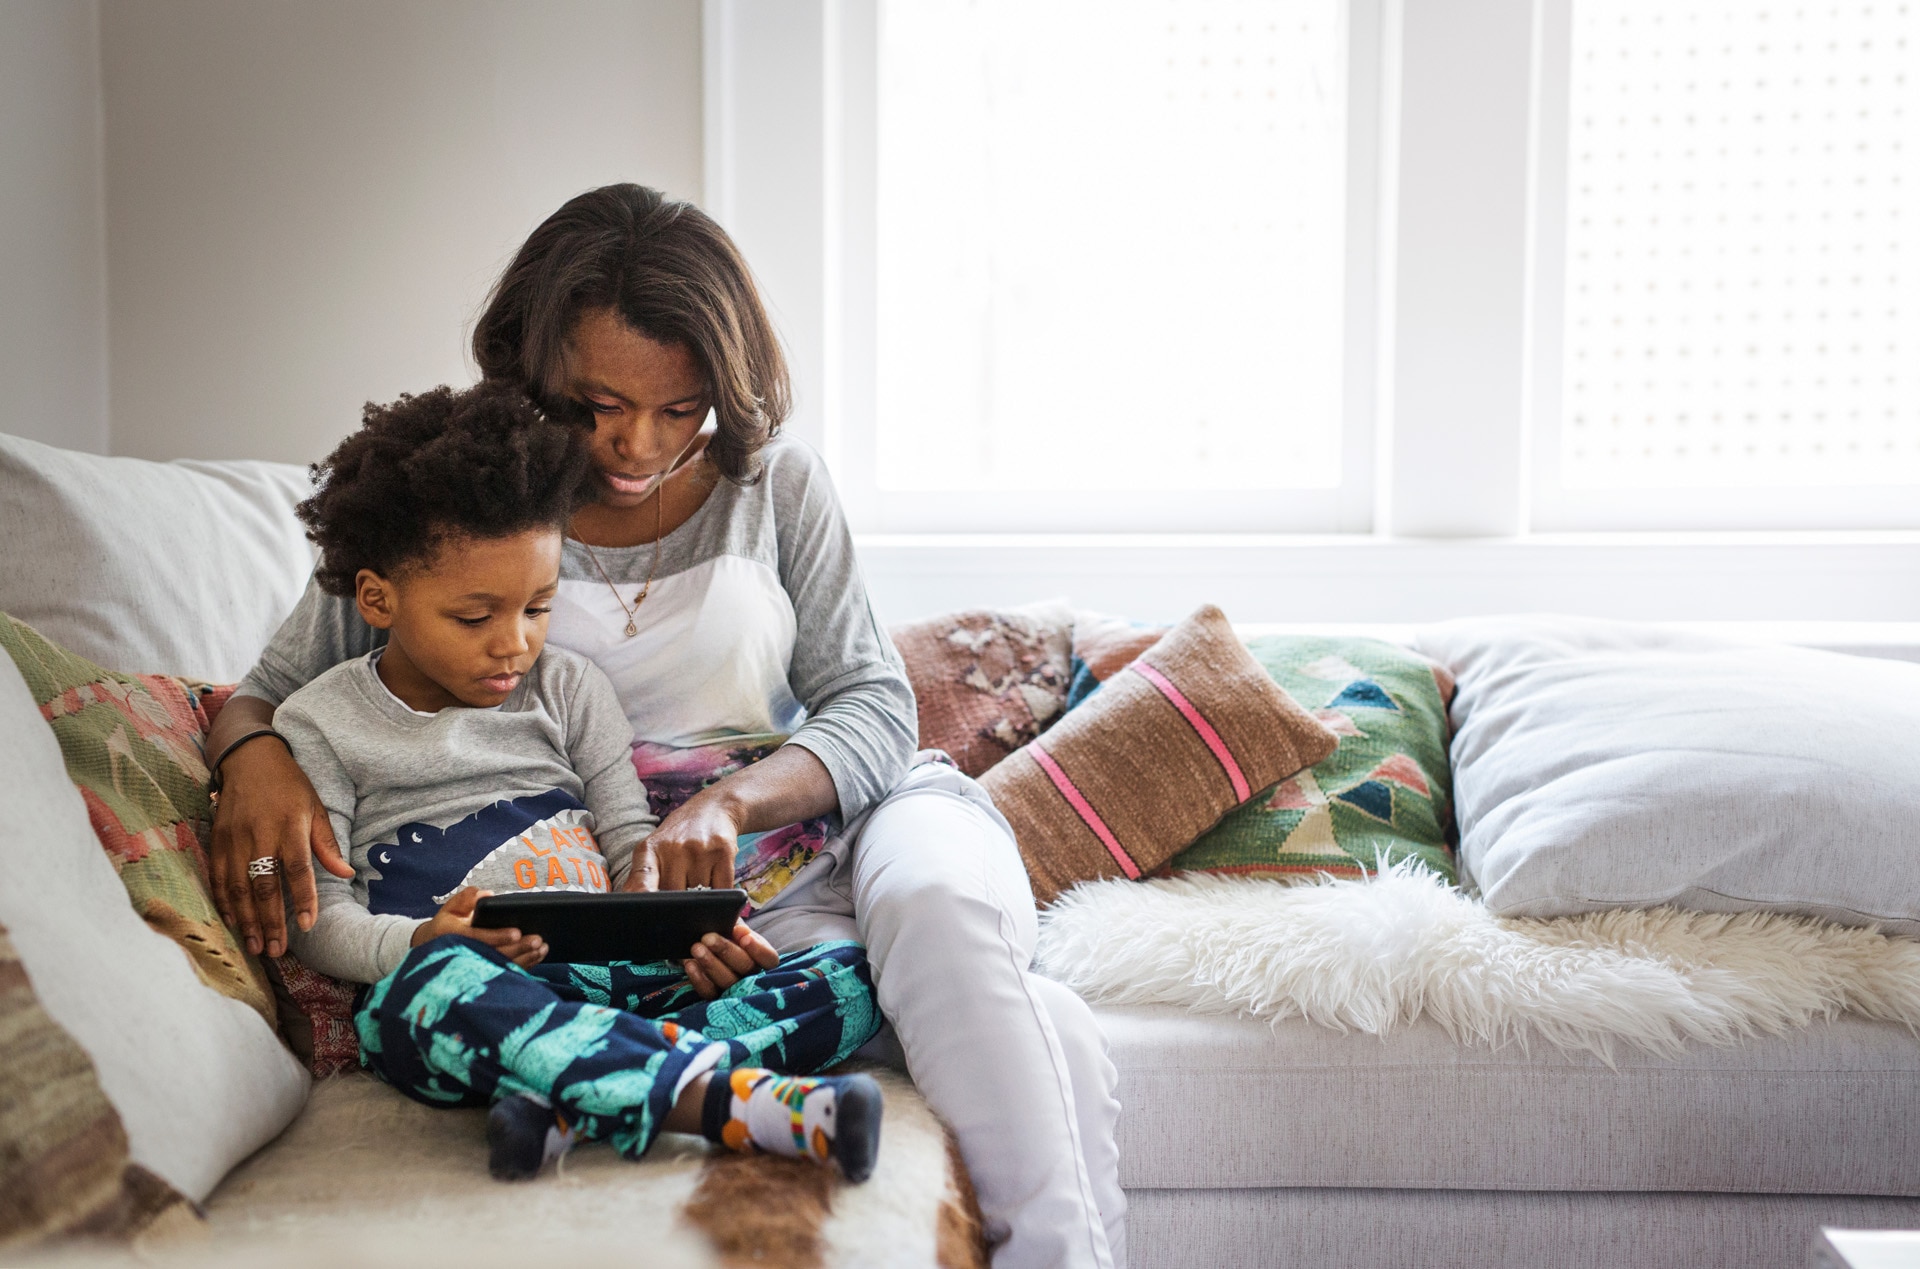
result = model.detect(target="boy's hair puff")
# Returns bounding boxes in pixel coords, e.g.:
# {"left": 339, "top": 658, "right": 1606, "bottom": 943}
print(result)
{"left": 298, "top": 383, "right": 592, "bottom": 596}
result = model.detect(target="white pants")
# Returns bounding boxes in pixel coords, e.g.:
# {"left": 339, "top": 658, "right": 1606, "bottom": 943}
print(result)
{"left": 752, "top": 764, "right": 1126, "bottom": 1269}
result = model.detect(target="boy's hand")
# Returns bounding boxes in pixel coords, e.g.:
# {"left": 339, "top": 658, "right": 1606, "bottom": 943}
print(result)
{"left": 682, "top": 921, "right": 778, "bottom": 999}
{"left": 411, "top": 887, "right": 547, "bottom": 968}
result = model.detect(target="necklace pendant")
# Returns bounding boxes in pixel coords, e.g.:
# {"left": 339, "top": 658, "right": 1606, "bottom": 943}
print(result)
{"left": 623, "top": 617, "right": 638, "bottom": 638}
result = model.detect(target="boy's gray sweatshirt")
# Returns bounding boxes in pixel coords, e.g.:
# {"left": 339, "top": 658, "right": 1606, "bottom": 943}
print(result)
{"left": 278, "top": 646, "right": 656, "bottom": 984}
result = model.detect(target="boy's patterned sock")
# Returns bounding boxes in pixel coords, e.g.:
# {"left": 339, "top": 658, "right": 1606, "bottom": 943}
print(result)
{"left": 487, "top": 1092, "right": 577, "bottom": 1181}
{"left": 699, "top": 1067, "right": 884, "bottom": 1183}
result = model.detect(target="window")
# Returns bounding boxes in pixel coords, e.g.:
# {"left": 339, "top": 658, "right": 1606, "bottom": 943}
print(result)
{"left": 843, "top": 0, "right": 1382, "bottom": 532}
{"left": 706, "top": 0, "right": 1919, "bottom": 547}
{"left": 1529, "top": 0, "right": 1920, "bottom": 529}
{"left": 876, "top": 1, "right": 1348, "bottom": 500}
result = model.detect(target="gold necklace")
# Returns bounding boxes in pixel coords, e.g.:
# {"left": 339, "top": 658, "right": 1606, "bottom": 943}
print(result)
{"left": 575, "top": 487, "right": 664, "bottom": 638}
{"left": 571, "top": 430, "right": 708, "bottom": 638}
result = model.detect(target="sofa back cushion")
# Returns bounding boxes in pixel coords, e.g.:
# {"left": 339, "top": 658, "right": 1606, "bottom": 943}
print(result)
{"left": 1417, "top": 615, "right": 1920, "bottom": 935}
{"left": 0, "top": 433, "right": 312, "bottom": 682}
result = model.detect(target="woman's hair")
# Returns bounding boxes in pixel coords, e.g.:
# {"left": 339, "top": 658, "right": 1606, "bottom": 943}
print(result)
{"left": 472, "top": 183, "right": 790, "bottom": 484}
{"left": 298, "top": 383, "right": 593, "bottom": 595}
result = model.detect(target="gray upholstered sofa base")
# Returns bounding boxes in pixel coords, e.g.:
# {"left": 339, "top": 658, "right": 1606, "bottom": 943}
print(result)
{"left": 1099, "top": 992, "right": 1920, "bottom": 1267}
{"left": 1126, "top": 1189, "right": 1920, "bottom": 1269}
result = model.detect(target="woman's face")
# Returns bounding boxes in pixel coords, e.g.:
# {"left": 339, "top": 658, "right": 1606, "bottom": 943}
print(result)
{"left": 566, "top": 307, "right": 711, "bottom": 509}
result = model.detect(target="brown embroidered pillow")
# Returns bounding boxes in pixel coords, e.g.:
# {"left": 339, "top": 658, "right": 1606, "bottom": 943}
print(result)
{"left": 980, "top": 605, "right": 1338, "bottom": 904}
{"left": 890, "top": 603, "right": 1073, "bottom": 778}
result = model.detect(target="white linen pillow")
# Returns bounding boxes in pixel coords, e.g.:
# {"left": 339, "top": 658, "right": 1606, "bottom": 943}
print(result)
{"left": 1415, "top": 615, "right": 1920, "bottom": 935}
{"left": 0, "top": 432, "right": 312, "bottom": 682}
{"left": 0, "top": 655, "right": 310, "bottom": 1200}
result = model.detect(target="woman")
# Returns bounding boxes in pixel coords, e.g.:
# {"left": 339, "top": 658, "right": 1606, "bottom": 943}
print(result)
{"left": 207, "top": 184, "right": 1124, "bottom": 1269}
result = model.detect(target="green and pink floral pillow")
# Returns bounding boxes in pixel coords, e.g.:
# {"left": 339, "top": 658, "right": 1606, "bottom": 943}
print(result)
{"left": 0, "top": 613, "right": 277, "bottom": 1024}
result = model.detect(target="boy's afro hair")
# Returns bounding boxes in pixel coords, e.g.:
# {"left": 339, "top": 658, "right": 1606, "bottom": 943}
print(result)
{"left": 298, "top": 382, "right": 593, "bottom": 596}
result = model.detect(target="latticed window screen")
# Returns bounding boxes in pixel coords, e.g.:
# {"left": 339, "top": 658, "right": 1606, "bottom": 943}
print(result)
{"left": 875, "top": 0, "right": 1347, "bottom": 493}
{"left": 1563, "top": 0, "right": 1920, "bottom": 489}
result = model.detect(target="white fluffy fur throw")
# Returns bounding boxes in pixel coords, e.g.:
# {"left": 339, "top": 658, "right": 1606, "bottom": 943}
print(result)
{"left": 1032, "top": 865, "right": 1920, "bottom": 1061}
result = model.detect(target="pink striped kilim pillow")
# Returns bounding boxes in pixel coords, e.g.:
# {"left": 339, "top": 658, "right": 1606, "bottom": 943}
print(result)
{"left": 981, "top": 604, "right": 1338, "bottom": 905}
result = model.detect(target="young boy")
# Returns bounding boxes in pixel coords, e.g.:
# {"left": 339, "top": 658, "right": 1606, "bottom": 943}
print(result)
{"left": 275, "top": 383, "right": 882, "bottom": 1182}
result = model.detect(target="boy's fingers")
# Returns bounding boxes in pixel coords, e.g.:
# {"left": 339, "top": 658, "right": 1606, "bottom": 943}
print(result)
{"left": 701, "top": 934, "right": 755, "bottom": 977}
{"left": 683, "top": 957, "right": 717, "bottom": 999}
{"left": 730, "top": 920, "right": 778, "bottom": 966}
{"left": 470, "top": 928, "right": 545, "bottom": 967}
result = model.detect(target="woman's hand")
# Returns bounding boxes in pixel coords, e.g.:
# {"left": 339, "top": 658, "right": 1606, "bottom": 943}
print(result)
{"left": 208, "top": 705, "right": 354, "bottom": 958}
{"left": 619, "top": 745, "right": 841, "bottom": 895}
{"left": 682, "top": 921, "right": 779, "bottom": 999}
{"left": 411, "top": 887, "right": 547, "bottom": 967}
{"left": 629, "top": 786, "right": 746, "bottom": 892}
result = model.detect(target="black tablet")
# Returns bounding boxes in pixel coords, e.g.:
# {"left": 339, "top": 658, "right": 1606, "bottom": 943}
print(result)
{"left": 472, "top": 889, "right": 748, "bottom": 964}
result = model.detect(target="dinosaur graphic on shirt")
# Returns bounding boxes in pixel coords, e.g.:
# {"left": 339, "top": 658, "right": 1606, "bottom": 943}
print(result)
{"left": 364, "top": 788, "right": 611, "bottom": 918}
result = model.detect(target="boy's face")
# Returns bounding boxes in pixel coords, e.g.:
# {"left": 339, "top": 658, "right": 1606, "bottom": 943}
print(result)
{"left": 354, "top": 527, "right": 563, "bottom": 713}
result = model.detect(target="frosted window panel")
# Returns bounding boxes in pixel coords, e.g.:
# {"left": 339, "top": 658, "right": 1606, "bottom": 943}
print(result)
{"left": 1563, "top": 0, "right": 1920, "bottom": 489}
{"left": 875, "top": 1, "right": 1346, "bottom": 492}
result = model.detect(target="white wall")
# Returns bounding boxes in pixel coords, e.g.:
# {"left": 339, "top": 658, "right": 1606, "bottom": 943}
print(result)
{"left": 0, "top": 0, "right": 110, "bottom": 454}
{"left": 101, "top": 0, "right": 703, "bottom": 465}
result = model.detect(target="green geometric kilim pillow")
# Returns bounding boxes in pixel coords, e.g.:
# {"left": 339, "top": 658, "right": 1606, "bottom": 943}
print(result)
{"left": 1160, "top": 635, "right": 1457, "bottom": 883}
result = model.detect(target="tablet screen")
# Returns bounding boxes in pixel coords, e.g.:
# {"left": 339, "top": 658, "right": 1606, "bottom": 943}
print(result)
{"left": 472, "top": 889, "right": 748, "bottom": 964}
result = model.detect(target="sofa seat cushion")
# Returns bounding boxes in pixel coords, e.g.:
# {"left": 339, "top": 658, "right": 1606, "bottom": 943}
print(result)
{"left": 208, "top": 1070, "right": 987, "bottom": 1269}
{"left": 1098, "top": 1003, "right": 1920, "bottom": 1195}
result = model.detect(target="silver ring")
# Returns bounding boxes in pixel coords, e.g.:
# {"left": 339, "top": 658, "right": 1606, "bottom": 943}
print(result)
{"left": 247, "top": 856, "right": 279, "bottom": 879}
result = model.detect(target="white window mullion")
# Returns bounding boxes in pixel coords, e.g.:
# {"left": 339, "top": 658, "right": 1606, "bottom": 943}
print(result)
{"left": 1383, "top": 0, "right": 1538, "bottom": 539}
{"left": 701, "top": 0, "right": 838, "bottom": 462}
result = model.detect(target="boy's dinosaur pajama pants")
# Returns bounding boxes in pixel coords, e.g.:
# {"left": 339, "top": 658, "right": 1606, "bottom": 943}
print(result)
{"left": 354, "top": 933, "right": 878, "bottom": 1157}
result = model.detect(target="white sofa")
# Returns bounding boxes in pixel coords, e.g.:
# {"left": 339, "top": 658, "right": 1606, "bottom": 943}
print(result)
{"left": 3, "top": 432, "right": 1917, "bottom": 1269}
